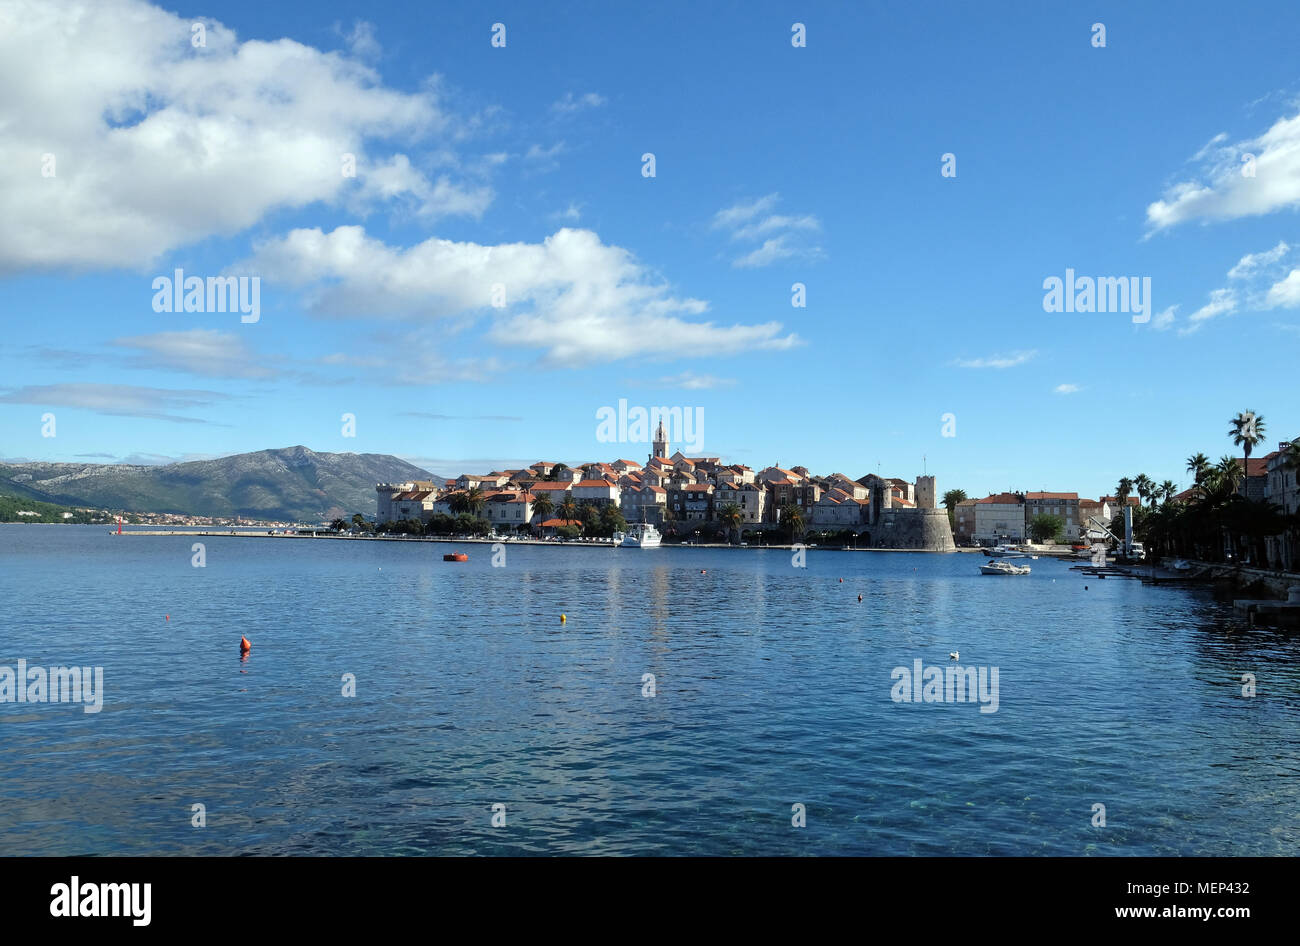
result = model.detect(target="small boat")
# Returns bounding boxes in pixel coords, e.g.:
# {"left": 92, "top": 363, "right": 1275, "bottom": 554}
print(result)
{"left": 1169, "top": 559, "right": 1192, "bottom": 572}
{"left": 984, "top": 545, "right": 1027, "bottom": 558}
{"left": 980, "top": 560, "right": 1031, "bottom": 576}
{"left": 621, "top": 523, "right": 662, "bottom": 548}
{"left": 611, "top": 531, "right": 626, "bottom": 546}
{"left": 443, "top": 552, "right": 468, "bottom": 562}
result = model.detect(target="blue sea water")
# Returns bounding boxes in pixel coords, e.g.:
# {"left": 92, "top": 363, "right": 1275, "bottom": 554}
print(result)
{"left": 1, "top": 524, "right": 1297, "bottom": 856}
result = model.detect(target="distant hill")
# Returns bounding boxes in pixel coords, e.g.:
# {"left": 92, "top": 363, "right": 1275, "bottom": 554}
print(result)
{"left": 0, "top": 446, "right": 440, "bottom": 523}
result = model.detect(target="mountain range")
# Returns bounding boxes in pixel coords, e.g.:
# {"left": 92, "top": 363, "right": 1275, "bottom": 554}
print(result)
{"left": 0, "top": 446, "right": 439, "bottom": 523}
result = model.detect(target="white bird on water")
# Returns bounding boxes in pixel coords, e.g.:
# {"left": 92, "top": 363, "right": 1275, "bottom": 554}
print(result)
{"left": 949, "top": 651, "right": 959, "bottom": 660}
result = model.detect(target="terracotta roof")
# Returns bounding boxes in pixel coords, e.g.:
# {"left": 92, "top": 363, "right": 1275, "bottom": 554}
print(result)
{"left": 539, "top": 518, "right": 581, "bottom": 528}
{"left": 977, "top": 493, "right": 1024, "bottom": 504}
{"left": 1237, "top": 457, "right": 1269, "bottom": 477}
{"left": 574, "top": 479, "right": 618, "bottom": 488}
{"left": 530, "top": 482, "right": 572, "bottom": 492}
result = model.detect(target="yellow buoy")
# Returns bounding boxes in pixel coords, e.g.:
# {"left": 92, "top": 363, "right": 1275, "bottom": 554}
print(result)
{"left": 560, "top": 613, "right": 566, "bottom": 623}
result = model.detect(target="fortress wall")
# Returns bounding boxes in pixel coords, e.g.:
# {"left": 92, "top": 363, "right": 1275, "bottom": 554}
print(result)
{"left": 870, "top": 508, "right": 955, "bottom": 551}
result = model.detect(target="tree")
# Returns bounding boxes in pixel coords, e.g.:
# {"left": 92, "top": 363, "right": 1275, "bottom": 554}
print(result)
{"left": 330, "top": 518, "right": 347, "bottom": 532}
{"left": 447, "top": 491, "right": 471, "bottom": 516}
{"left": 1228, "top": 410, "right": 1266, "bottom": 495}
{"left": 1159, "top": 480, "right": 1178, "bottom": 504}
{"left": 464, "top": 486, "right": 486, "bottom": 518}
{"left": 580, "top": 502, "right": 601, "bottom": 535}
{"left": 1210, "top": 455, "right": 1243, "bottom": 499}
{"left": 600, "top": 504, "right": 627, "bottom": 536}
{"left": 1133, "top": 474, "right": 1155, "bottom": 508}
{"left": 716, "top": 503, "right": 742, "bottom": 544}
{"left": 1186, "top": 452, "right": 1211, "bottom": 488}
{"left": 942, "top": 488, "right": 967, "bottom": 527}
{"left": 531, "top": 494, "right": 554, "bottom": 523}
{"left": 1115, "top": 477, "right": 1134, "bottom": 506}
{"left": 780, "top": 502, "right": 805, "bottom": 541}
{"left": 558, "top": 497, "right": 578, "bottom": 523}
{"left": 1030, "top": 513, "right": 1065, "bottom": 543}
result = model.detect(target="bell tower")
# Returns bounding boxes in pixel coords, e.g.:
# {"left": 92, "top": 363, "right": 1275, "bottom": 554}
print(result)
{"left": 651, "top": 418, "right": 669, "bottom": 464}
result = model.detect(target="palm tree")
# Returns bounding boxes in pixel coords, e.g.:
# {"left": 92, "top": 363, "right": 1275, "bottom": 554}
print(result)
{"left": 780, "top": 502, "right": 805, "bottom": 541}
{"left": 1228, "top": 410, "right": 1266, "bottom": 495}
{"left": 942, "top": 488, "right": 967, "bottom": 524}
{"left": 1207, "top": 455, "right": 1243, "bottom": 501}
{"left": 717, "top": 503, "right": 742, "bottom": 544}
{"left": 464, "top": 486, "right": 486, "bottom": 518}
{"left": 531, "top": 494, "right": 554, "bottom": 524}
{"left": 1186, "top": 452, "right": 1211, "bottom": 488}
{"left": 1134, "top": 474, "right": 1155, "bottom": 508}
{"left": 1159, "top": 480, "right": 1178, "bottom": 504}
{"left": 1115, "top": 477, "right": 1134, "bottom": 506}
{"left": 558, "top": 497, "right": 579, "bottom": 523}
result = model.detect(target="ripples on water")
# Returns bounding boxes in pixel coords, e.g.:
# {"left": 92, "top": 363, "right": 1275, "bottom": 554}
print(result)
{"left": 1, "top": 525, "right": 1297, "bottom": 855}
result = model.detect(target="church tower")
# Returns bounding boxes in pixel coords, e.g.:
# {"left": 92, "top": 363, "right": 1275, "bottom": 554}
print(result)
{"left": 651, "top": 418, "right": 669, "bottom": 464}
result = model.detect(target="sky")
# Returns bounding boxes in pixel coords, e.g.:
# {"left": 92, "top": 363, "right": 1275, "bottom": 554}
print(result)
{"left": 1, "top": 0, "right": 1298, "bottom": 500}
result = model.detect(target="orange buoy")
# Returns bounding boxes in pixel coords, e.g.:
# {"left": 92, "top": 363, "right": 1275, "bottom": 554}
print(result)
{"left": 444, "top": 552, "right": 468, "bottom": 562}
{"left": 560, "top": 614, "right": 566, "bottom": 624}
{"left": 165, "top": 614, "right": 170, "bottom": 621}
{"left": 839, "top": 578, "right": 843, "bottom": 583}
{"left": 240, "top": 636, "right": 251, "bottom": 654}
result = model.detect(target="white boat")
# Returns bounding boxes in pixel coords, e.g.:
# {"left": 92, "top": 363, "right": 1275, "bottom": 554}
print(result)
{"left": 980, "top": 560, "right": 1031, "bottom": 576}
{"left": 621, "top": 523, "right": 661, "bottom": 548}
{"left": 611, "top": 531, "right": 626, "bottom": 546}
{"left": 984, "top": 545, "right": 1027, "bottom": 558}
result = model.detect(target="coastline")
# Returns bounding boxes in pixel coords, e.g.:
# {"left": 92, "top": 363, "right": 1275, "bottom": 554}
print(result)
{"left": 107, "top": 529, "right": 966, "bottom": 553}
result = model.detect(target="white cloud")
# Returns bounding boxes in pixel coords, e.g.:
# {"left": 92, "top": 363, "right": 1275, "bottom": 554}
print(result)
{"left": 656, "top": 372, "right": 736, "bottom": 390}
{"left": 339, "top": 20, "right": 381, "bottom": 61}
{"left": 1146, "top": 110, "right": 1300, "bottom": 232}
{"left": 1053, "top": 383, "right": 1081, "bottom": 394}
{"left": 0, "top": 0, "right": 487, "bottom": 272}
{"left": 246, "top": 225, "right": 800, "bottom": 367}
{"left": 551, "top": 92, "right": 606, "bottom": 113}
{"left": 1179, "top": 288, "right": 1238, "bottom": 334}
{"left": 524, "top": 142, "right": 566, "bottom": 161}
{"left": 1227, "top": 240, "right": 1291, "bottom": 279}
{"left": 713, "top": 194, "right": 821, "bottom": 267}
{"left": 1151, "top": 305, "right": 1177, "bottom": 330}
{"left": 1264, "top": 268, "right": 1300, "bottom": 308}
{"left": 733, "top": 237, "right": 800, "bottom": 268}
{"left": 550, "top": 202, "right": 582, "bottom": 222}
{"left": 953, "top": 351, "right": 1037, "bottom": 369}
{"left": 111, "top": 329, "right": 272, "bottom": 378}
{"left": 0, "top": 382, "right": 227, "bottom": 422}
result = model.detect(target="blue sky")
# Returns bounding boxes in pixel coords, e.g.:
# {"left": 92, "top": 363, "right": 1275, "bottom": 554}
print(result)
{"left": 2, "top": 0, "right": 1298, "bottom": 500}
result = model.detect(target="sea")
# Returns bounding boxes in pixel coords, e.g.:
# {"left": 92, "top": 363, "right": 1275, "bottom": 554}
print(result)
{"left": 1, "top": 524, "right": 1297, "bottom": 855}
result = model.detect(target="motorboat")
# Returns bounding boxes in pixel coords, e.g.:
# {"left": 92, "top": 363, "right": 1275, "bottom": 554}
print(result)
{"left": 621, "top": 523, "right": 662, "bottom": 548}
{"left": 980, "top": 560, "right": 1031, "bottom": 576}
{"left": 443, "top": 552, "right": 468, "bottom": 562}
{"left": 984, "top": 545, "right": 1027, "bottom": 558}
{"left": 611, "top": 531, "right": 626, "bottom": 546}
